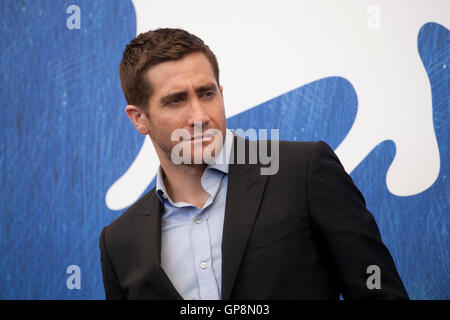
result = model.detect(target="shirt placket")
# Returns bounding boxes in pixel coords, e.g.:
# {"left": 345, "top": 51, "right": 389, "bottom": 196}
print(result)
{"left": 191, "top": 207, "right": 220, "bottom": 300}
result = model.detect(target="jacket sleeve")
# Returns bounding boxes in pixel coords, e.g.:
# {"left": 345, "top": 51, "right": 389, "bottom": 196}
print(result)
{"left": 99, "top": 227, "right": 127, "bottom": 300}
{"left": 307, "top": 140, "right": 409, "bottom": 299}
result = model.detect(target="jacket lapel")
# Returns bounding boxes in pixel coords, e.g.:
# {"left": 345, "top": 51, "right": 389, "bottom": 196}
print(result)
{"left": 221, "top": 135, "right": 269, "bottom": 300}
{"left": 133, "top": 190, "right": 183, "bottom": 300}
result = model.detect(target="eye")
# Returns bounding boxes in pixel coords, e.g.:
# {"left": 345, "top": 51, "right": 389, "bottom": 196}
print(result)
{"left": 169, "top": 96, "right": 185, "bottom": 105}
{"left": 202, "top": 91, "right": 216, "bottom": 99}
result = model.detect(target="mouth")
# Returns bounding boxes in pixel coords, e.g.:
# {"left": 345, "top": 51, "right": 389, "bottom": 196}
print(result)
{"left": 189, "top": 133, "right": 215, "bottom": 141}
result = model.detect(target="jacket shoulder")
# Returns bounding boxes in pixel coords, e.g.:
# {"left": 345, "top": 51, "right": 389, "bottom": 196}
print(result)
{"left": 278, "top": 139, "right": 332, "bottom": 164}
{"left": 279, "top": 139, "right": 319, "bottom": 152}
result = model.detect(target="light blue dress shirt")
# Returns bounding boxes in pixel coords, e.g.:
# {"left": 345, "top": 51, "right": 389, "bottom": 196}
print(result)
{"left": 156, "top": 128, "right": 234, "bottom": 300}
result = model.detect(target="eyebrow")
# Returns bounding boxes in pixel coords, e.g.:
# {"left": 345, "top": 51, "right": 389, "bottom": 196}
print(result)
{"left": 159, "top": 83, "right": 218, "bottom": 106}
{"left": 195, "top": 83, "right": 217, "bottom": 94}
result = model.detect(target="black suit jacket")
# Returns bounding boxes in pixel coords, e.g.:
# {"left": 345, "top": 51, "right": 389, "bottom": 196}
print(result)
{"left": 99, "top": 134, "right": 409, "bottom": 299}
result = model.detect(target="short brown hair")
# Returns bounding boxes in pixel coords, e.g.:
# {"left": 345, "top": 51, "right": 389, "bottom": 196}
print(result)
{"left": 119, "top": 28, "right": 220, "bottom": 109}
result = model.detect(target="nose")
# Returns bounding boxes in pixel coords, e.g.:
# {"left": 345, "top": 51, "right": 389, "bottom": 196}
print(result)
{"left": 187, "top": 97, "right": 210, "bottom": 128}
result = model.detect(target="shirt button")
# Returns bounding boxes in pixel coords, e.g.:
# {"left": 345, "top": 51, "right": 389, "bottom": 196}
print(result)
{"left": 195, "top": 218, "right": 202, "bottom": 224}
{"left": 162, "top": 194, "right": 167, "bottom": 199}
{"left": 200, "top": 261, "right": 207, "bottom": 269}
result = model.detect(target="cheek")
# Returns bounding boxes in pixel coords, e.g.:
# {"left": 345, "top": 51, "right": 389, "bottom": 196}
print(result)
{"left": 148, "top": 112, "right": 178, "bottom": 134}
{"left": 147, "top": 117, "right": 170, "bottom": 142}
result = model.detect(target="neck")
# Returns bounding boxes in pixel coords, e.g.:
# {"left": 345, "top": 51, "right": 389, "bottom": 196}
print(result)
{"left": 159, "top": 155, "right": 210, "bottom": 209}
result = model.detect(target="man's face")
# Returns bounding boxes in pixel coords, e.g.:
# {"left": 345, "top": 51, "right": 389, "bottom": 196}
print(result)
{"left": 130, "top": 52, "right": 226, "bottom": 165}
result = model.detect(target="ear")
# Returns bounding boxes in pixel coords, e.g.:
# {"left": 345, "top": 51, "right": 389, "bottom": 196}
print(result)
{"left": 125, "top": 105, "right": 150, "bottom": 135}
{"left": 219, "top": 85, "right": 223, "bottom": 96}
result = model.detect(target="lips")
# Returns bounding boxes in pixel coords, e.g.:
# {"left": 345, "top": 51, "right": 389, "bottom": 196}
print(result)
{"left": 190, "top": 133, "right": 214, "bottom": 141}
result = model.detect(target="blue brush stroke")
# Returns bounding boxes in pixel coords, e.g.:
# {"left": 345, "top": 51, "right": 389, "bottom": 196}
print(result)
{"left": 0, "top": 0, "right": 137, "bottom": 299}
{"left": 350, "top": 22, "right": 449, "bottom": 299}
{"left": 227, "top": 76, "right": 357, "bottom": 149}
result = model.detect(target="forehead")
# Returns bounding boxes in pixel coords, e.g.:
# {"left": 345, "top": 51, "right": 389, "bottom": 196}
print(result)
{"left": 145, "top": 52, "right": 216, "bottom": 96}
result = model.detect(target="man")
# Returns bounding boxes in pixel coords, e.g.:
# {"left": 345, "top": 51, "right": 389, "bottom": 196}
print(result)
{"left": 99, "top": 28, "right": 409, "bottom": 300}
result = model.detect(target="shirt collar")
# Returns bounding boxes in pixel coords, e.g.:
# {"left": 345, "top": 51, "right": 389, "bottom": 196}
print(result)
{"left": 156, "top": 128, "right": 234, "bottom": 203}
